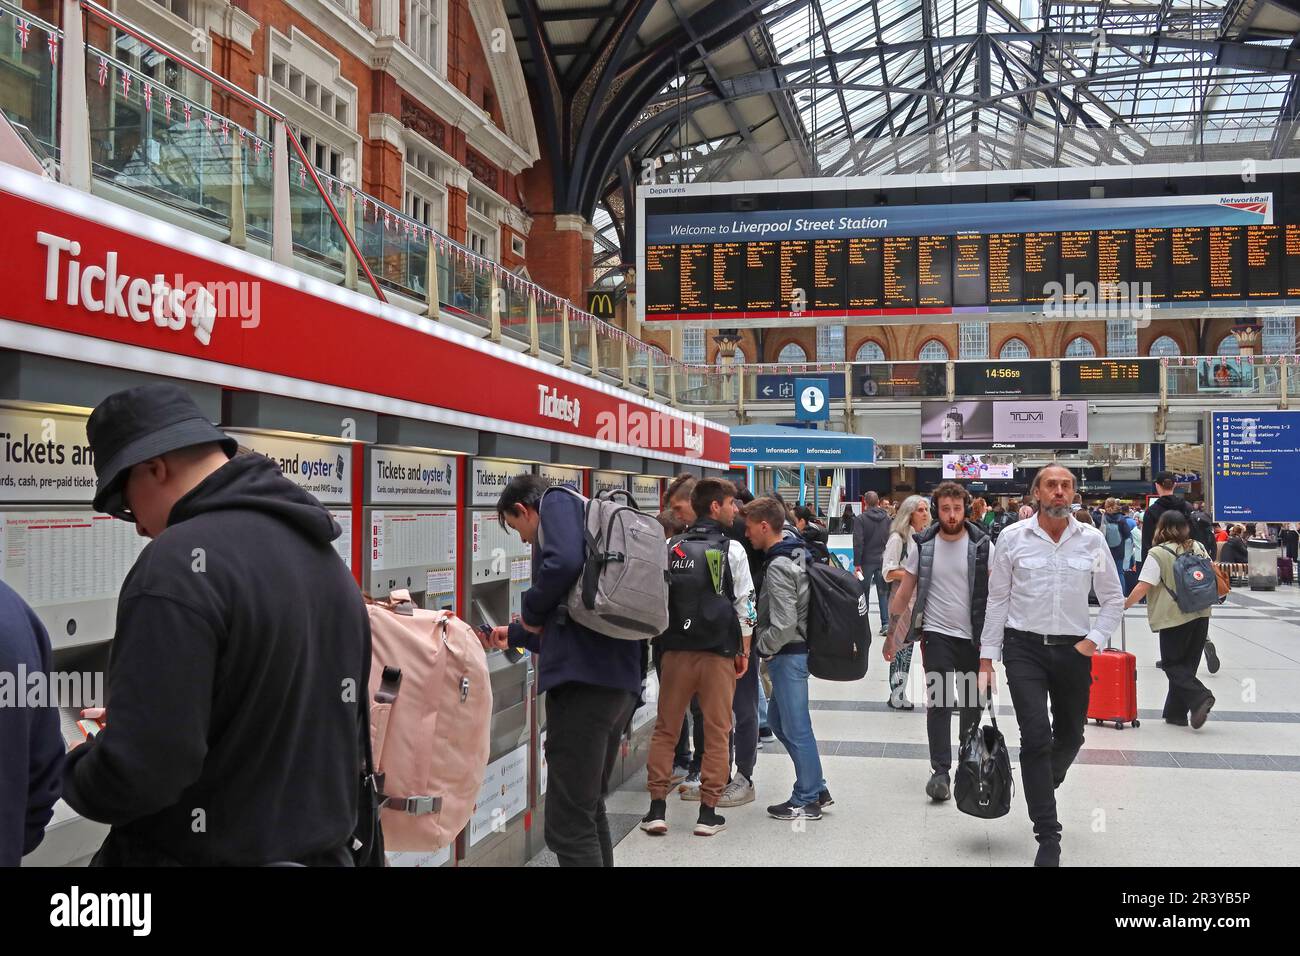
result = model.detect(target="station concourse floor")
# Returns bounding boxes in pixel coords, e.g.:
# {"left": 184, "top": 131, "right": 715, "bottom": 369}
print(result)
{"left": 528, "top": 586, "right": 1300, "bottom": 868}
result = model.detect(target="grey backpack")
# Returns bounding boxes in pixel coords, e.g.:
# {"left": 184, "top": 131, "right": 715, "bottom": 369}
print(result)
{"left": 1159, "top": 544, "right": 1218, "bottom": 613}
{"left": 537, "top": 486, "right": 669, "bottom": 640}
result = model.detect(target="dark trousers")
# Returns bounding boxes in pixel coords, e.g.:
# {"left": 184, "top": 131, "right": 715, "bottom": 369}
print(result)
{"left": 864, "top": 566, "right": 890, "bottom": 629}
{"left": 543, "top": 681, "right": 638, "bottom": 867}
{"left": 1003, "top": 635, "right": 1093, "bottom": 844}
{"left": 731, "top": 643, "right": 759, "bottom": 780}
{"left": 1160, "top": 617, "right": 1213, "bottom": 722}
{"left": 920, "top": 631, "right": 981, "bottom": 773}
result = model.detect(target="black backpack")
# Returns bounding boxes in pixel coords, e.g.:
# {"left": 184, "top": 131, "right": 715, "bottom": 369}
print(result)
{"left": 805, "top": 559, "right": 871, "bottom": 681}
{"left": 663, "top": 531, "right": 741, "bottom": 654}
{"left": 954, "top": 705, "right": 1014, "bottom": 819}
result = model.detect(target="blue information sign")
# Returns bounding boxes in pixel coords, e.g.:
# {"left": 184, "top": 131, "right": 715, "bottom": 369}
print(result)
{"left": 795, "top": 378, "right": 831, "bottom": 422}
{"left": 1209, "top": 411, "right": 1300, "bottom": 522}
{"left": 755, "top": 374, "right": 846, "bottom": 401}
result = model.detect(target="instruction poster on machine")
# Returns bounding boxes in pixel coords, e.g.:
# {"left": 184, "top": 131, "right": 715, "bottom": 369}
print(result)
{"left": 370, "top": 510, "right": 457, "bottom": 571}
{"left": 468, "top": 743, "right": 530, "bottom": 846}
{"left": 0, "top": 408, "right": 97, "bottom": 502}
{"left": 592, "top": 470, "right": 628, "bottom": 496}
{"left": 224, "top": 431, "right": 349, "bottom": 504}
{"left": 369, "top": 448, "right": 457, "bottom": 504}
{"left": 329, "top": 510, "right": 352, "bottom": 570}
{"left": 0, "top": 512, "right": 147, "bottom": 607}
{"left": 631, "top": 476, "right": 662, "bottom": 510}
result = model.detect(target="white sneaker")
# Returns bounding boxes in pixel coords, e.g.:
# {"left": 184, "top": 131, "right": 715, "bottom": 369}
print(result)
{"left": 678, "top": 771, "right": 702, "bottom": 801}
{"left": 716, "top": 773, "right": 755, "bottom": 808}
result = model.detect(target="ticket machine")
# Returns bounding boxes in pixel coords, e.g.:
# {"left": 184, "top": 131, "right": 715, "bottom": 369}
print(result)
{"left": 462, "top": 453, "right": 537, "bottom": 866}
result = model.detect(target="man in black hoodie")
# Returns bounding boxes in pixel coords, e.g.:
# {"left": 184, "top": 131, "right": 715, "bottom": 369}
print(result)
{"left": 853, "top": 491, "right": 892, "bottom": 636}
{"left": 0, "top": 581, "right": 64, "bottom": 866}
{"left": 1141, "top": 471, "right": 1191, "bottom": 563}
{"left": 64, "top": 384, "right": 369, "bottom": 866}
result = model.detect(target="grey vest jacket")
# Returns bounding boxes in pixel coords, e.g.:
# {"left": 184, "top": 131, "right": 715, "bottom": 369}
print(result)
{"left": 908, "top": 520, "right": 991, "bottom": 644}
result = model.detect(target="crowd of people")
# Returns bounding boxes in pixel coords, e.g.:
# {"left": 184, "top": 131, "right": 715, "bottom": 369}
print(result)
{"left": 0, "top": 388, "right": 1253, "bottom": 870}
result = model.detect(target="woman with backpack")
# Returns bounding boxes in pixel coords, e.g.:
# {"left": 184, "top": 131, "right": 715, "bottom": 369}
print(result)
{"left": 1123, "top": 511, "right": 1215, "bottom": 729}
{"left": 879, "top": 495, "right": 930, "bottom": 710}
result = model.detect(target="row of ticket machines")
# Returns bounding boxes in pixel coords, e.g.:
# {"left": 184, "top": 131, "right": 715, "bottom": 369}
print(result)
{"left": 3, "top": 356, "right": 685, "bottom": 867}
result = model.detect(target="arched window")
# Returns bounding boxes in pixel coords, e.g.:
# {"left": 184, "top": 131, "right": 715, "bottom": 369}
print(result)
{"left": 855, "top": 340, "right": 885, "bottom": 362}
{"left": 733, "top": 346, "right": 747, "bottom": 365}
{"left": 777, "top": 342, "right": 807, "bottom": 363}
{"left": 999, "top": 337, "right": 1030, "bottom": 360}
{"left": 1064, "top": 337, "right": 1096, "bottom": 358}
{"left": 1217, "top": 334, "right": 1240, "bottom": 356}
{"left": 1149, "top": 335, "right": 1180, "bottom": 357}
{"left": 918, "top": 339, "right": 949, "bottom": 361}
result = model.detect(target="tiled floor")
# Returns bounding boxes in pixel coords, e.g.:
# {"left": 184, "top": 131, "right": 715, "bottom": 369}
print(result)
{"left": 588, "top": 587, "right": 1300, "bottom": 867}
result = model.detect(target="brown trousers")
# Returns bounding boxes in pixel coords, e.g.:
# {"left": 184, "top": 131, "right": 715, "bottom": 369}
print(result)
{"left": 647, "top": 650, "right": 737, "bottom": 806}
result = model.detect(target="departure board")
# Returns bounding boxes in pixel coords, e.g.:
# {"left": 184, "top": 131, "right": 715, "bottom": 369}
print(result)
{"left": 745, "top": 241, "right": 779, "bottom": 311}
{"left": 846, "top": 237, "right": 882, "bottom": 308}
{"left": 640, "top": 168, "right": 1300, "bottom": 320}
{"left": 953, "top": 234, "right": 986, "bottom": 306}
{"left": 1170, "top": 227, "right": 1207, "bottom": 300}
{"left": 780, "top": 240, "right": 812, "bottom": 312}
{"left": 1246, "top": 225, "right": 1281, "bottom": 299}
{"left": 812, "top": 238, "right": 846, "bottom": 310}
{"left": 1208, "top": 226, "right": 1245, "bottom": 299}
{"left": 644, "top": 244, "right": 678, "bottom": 313}
{"left": 1022, "top": 233, "right": 1058, "bottom": 303}
{"left": 917, "top": 235, "right": 953, "bottom": 307}
{"left": 1060, "top": 359, "right": 1159, "bottom": 396}
{"left": 1132, "top": 228, "right": 1170, "bottom": 301}
{"left": 986, "top": 233, "right": 1023, "bottom": 305}
{"left": 711, "top": 242, "right": 745, "bottom": 312}
{"left": 1288, "top": 225, "right": 1300, "bottom": 298}
{"left": 678, "top": 244, "right": 711, "bottom": 312}
{"left": 883, "top": 236, "right": 917, "bottom": 307}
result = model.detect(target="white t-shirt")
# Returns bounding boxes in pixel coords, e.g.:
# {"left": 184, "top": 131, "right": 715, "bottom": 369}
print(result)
{"left": 904, "top": 532, "right": 994, "bottom": 641}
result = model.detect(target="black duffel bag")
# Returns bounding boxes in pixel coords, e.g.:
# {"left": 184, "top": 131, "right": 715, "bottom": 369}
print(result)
{"left": 954, "top": 704, "right": 1014, "bottom": 819}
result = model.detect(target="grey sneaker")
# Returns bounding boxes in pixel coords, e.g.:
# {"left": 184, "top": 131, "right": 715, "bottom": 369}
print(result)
{"left": 669, "top": 764, "right": 689, "bottom": 788}
{"left": 716, "top": 773, "right": 755, "bottom": 808}
{"left": 678, "top": 771, "right": 702, "bottom": 801}
{"left": 926, "top": 771, "right": 951, "bottom": 802}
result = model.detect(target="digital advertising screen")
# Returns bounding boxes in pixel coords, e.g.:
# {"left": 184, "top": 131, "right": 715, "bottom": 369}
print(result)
{"left": 942, "top": 454, "right": 1016, "bottom": 480}
{"left": 921, "top": 400, "right": 1089, "bottom": 450}
{"left": 637, "top": 162, "right": 1300, "bottom": 325}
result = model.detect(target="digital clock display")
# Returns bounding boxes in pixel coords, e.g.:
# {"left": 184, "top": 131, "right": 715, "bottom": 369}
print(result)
{"left": 955, "top": 361, "right": 1051, "bottom": 397}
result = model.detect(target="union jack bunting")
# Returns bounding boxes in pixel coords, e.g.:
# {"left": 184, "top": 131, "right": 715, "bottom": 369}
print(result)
{"left": 97, "top": 56, "right": 108, "bottom": 87}
{"left": 47, "top": 34, "right": 57, "bottom": 66}
{"left": 15, "top": 17, "right": 30, "bottom": 50}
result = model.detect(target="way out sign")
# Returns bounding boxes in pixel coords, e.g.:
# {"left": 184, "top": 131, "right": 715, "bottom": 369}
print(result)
{"left": 795, "top": 378, "right": 830, "bottom": 422}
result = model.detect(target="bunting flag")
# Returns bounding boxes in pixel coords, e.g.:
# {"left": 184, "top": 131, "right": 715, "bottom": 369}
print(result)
{"left": 296, "top": 162, "right": 305, "bottom": 187}
{"left": 204, "top": 111, "right": 212, "bottom": 135}
{"left": 97, "top": 56, "right": 107, "bottom": 87}
{"left": 220, "top": 117, "right": 229, "bottom": 143}
{"left": 183, "top": 101, "right": 192, "bottom": 127}
{"left": 121, "top": 71, "right": 131, "bottom": 99}
{"left": 46, "top": 33, "right": 56, "bottom": 66}
{"left": 253, "top": 138, "right": 263, "bottom": 161}
{"left": 164, "top": 92, "right": 173, "bottom": 120}
{"left": 15, "top": 17, "right": 29, "bottom": 50}
{"left": 143, "top": 83, "right": 152, "bottom": 112}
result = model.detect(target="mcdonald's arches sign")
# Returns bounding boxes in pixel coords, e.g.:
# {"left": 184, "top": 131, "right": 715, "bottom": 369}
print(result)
{"left": 588, "top": 290, "right": 616, "bottom": 319}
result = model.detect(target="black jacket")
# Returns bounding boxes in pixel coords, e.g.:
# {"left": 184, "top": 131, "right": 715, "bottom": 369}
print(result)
{"left": 0, "top": 582, "right": 63, "bottom": 866}
{"left": 1219, "top": 536, "right": 1249, "bottom": 564}
{"left": 62, "top": 454, "right": 369, "bottom": 866}
{"left": 1141, "top": 494, "right": 1191, "bottom": 562}
{"left": 853, "top": 507, "right": 891, "bottom": 569}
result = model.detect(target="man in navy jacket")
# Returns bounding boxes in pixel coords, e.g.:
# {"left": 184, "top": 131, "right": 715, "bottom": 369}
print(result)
{"left": 0, "top": 581, "right": 63, "bottom": 866}
{"left": 484, "top": 474, "right": 642, "bottom": 866}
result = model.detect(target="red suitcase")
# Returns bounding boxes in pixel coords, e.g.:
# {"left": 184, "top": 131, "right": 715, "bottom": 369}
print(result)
{"left": 1087, "top": 617, "right": 1139, "bottom": 729}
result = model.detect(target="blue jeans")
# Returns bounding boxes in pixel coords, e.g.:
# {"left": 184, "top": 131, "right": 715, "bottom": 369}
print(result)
{"left": 864, "top": 566, "right": 889, "bottom": 630}
{"left": 757, "top": 676, "right": 769, "bottom": 728}
{"left": 766, "top": 652, "right": 825, "bottom": 806}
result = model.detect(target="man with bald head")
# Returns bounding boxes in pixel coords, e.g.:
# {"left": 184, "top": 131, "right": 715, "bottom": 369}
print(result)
{"left": 978, "top": 463, "right": 1123, "bottom": 867}
{"left": 853, "top": 491, "right": 892, "bottom": 636}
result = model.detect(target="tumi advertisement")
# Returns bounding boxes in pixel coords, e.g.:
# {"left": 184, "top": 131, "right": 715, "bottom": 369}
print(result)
{"left": 922, "top": 400, "right": 1088, "bottom": 450}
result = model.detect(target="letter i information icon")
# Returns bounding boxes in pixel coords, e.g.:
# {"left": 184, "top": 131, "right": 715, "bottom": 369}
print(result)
{"left": 795, "top": 378, "right": 830, "bottom": 422}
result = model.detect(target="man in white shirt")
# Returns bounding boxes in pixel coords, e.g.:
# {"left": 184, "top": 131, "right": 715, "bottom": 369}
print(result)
{"left": 978, "top": 463, "right": 1124, "bottom": 867}
{"left": 888, "top": 482, "right": 995, "bottom": 802}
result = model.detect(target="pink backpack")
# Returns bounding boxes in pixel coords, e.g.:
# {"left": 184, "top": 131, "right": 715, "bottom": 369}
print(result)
{"left": 366, "top": 590, "right": 492, "bottom": 853}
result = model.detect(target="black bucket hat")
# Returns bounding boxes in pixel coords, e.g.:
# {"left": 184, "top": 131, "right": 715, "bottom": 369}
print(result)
{"left": 87, "top": 383, "right": 238, "bottom": 520}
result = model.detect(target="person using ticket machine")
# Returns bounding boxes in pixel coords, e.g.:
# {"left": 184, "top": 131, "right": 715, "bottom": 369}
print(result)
{"left": 62, "top": 384, "right": 371, "bottom": 866}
